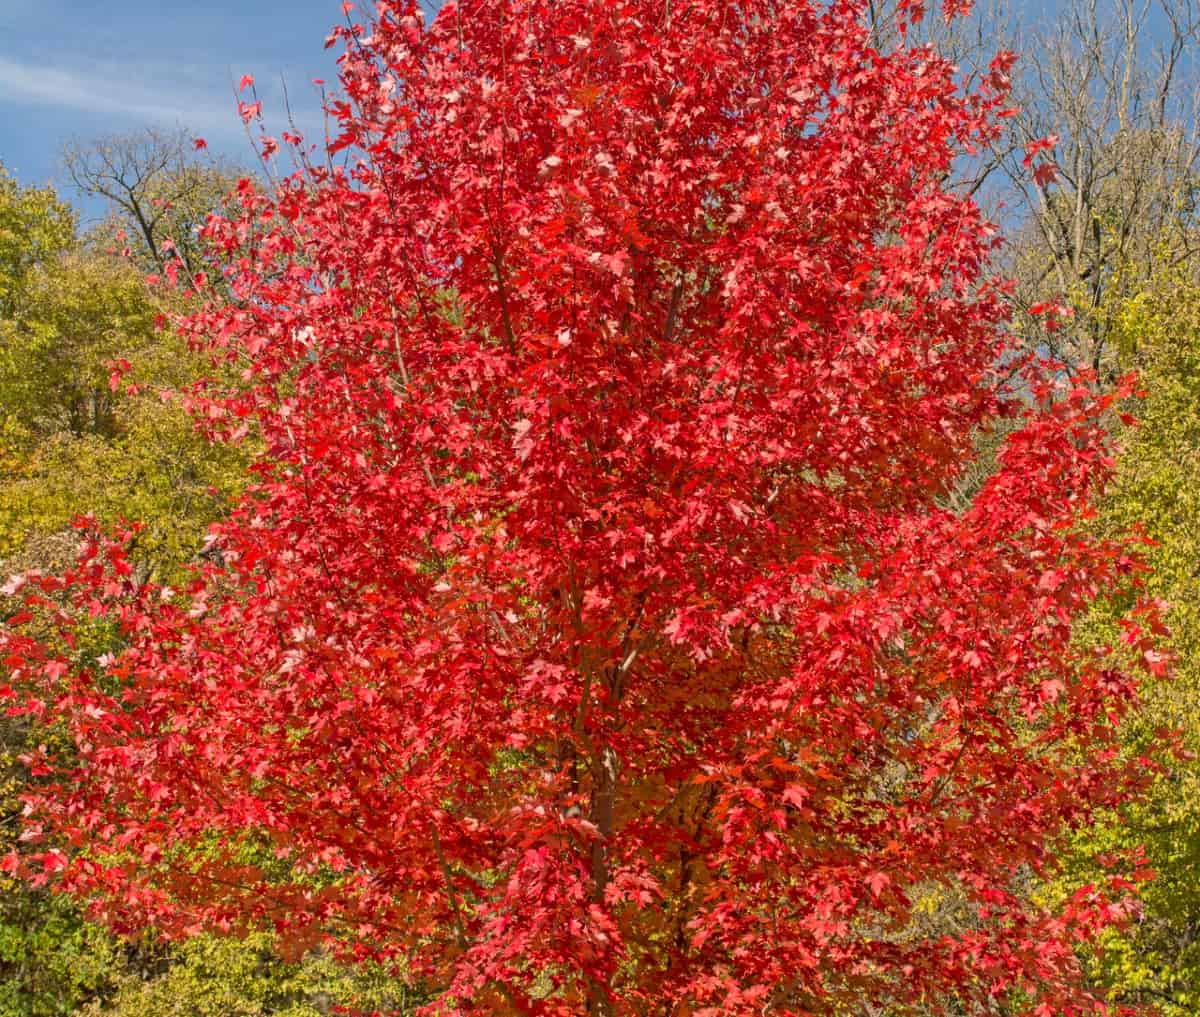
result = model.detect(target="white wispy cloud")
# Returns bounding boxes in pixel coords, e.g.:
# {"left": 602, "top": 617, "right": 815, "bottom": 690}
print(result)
{"left": 0, "top": 55, "right": 324, "bottom": 137}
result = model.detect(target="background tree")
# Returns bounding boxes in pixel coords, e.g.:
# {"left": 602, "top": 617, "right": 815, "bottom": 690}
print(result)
{"left": 966, "top": 4, "right": 1200, "bottom": 1008}
{"left": 998, "top": 0, "right": 1200, "bottom": 378}
{"left": 63, "top": 127, "right": 245, "bottom": 279}
{"left": 0, "top": 242, "right": 243, "bottom": 575}
{"left": 1049, "top": 264, "right": 1200, "bottom": 1015}
{"left": 0, "top": 168, "right": 75, "bottom": 319}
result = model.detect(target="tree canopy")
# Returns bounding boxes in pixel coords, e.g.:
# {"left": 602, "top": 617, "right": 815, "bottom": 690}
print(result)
{"left": 0, "top": 2, "right": 1169, "bottom": 1016}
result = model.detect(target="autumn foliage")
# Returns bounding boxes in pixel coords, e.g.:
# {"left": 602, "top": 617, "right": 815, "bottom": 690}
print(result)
{"left": 0, "top": 1, "right": 1166, "bottom": 1014}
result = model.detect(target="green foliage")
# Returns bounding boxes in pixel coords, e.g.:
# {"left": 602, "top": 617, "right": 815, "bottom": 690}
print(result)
{"left": 0, "top": 249, "right": 155, "bottom": 436}
{"left": 1, "top": 711, "right": 120, "bottom": 1017}
{"left": 1064, "top": 273, "right": 1200, "bottom": 1013}
{"left": 0, "top": 238, "right": 244, "bottom": 575}
{"left": 0, "top": 164, "right": 236, "bottom": 1016}
{"left": 81, "top": 935, "right": 419, "bottom": 1017}
{"left": 0, "top": 881, "right": 119, "bottom": 1017}
{"left": 0, "top": 168, "right": 75, "bottom": 319}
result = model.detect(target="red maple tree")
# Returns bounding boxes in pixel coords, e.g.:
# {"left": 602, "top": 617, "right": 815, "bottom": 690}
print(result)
{"left": 1, "top": 1, "right": 1164, "bottom": 1014}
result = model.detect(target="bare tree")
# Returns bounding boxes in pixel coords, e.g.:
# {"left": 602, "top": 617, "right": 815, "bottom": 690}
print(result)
{"left": 62, "top": 127, "right": 246, "bottom": 279}
{"left": 868, "top": 0, "right": 1200, "bottom": 380}
{"left": 997, "top": 0, "right": 1200, "bottom": 378}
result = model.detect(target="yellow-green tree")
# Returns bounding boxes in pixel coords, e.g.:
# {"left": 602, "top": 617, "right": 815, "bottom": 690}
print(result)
{"left": 0, "top": 246, "right": 244, "bottom": 575}
{"left": 1059, "top": 269, "right": 1200, "bottom": 1014}
{"left": 82, "top": 936, "right": 423, "bottom": 1017}
{"left": 0, "top": 169, "right": 75, "bottom": 318}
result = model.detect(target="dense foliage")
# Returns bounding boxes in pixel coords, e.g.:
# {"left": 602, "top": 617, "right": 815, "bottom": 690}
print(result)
{"left": 1056, "top": 273, "right": 1200, "bottom": 1015}
{"left": 0, "top": 2, "right": 1170, "bottom": 1016}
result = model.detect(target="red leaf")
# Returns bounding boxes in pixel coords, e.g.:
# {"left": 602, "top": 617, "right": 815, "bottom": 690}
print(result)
{"left": 0, "top": 5, "right": 1155, "bottom": 1013}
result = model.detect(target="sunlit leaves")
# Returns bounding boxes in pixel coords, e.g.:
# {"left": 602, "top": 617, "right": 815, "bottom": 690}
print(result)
{"left": 0, "top": 3, "right": 1160, "bottom": 1016}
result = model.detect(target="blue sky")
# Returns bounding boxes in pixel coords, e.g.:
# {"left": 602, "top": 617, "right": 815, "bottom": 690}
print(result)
{"left": 0, "top": 1, "right": 352, "bottom": 222}
{"left": 0, "top": 0, "right": 1139, "bottom": 227}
